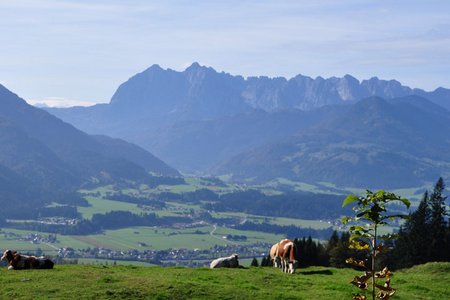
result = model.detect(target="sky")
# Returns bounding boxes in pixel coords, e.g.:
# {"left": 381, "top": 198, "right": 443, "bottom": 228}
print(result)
{"left": 0, "top": 0, "right": 449, "bottom": 107}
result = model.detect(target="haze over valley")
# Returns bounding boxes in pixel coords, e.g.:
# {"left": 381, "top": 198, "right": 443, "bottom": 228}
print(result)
{"left": 0, "top": 4, "right": 449, "bottom": 297}
{"left": 46, "top": 63, "right": 450, "bottom": 188}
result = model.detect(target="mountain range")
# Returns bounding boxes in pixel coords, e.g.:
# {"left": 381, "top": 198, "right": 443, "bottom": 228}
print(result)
{"left": 44, "top": 63, "right": 450, "bottom": 188}
{"left": 215, "top": 96, "right": 450, "bottom": 187}
{"left": 0, "top": 84, "right": 178, "bottom": 215}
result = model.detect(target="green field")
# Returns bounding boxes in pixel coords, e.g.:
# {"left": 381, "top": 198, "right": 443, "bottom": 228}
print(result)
{"left": 0, "top": 262, "right": 448, "bottom": 299}
{"left": 73, "top": 225, "right": 282, "bottom": 251}
{"left": 0, "top": 228, "right": 92, "bottom": 256}
{"left": 78, "top": 196, "right": 148, "bottom": 219}
{"left": 0, "top": 229, "right": 58, "bottom": 255}
{"left": 1, "top": 224, "right": 283, "bottom": 255}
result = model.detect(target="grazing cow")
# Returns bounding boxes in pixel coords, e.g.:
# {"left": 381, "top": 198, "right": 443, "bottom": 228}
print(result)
{"left": 1, "top": 250, "right": 54, "bottom": 270}
{"left": 210, "top": 254, "right": 239, "bottom": 269}
{"left": 275, "top": 239, "right": 298, "bottom": 274}
{"left": 270, "top": 239, "right": 290, "bottom": 268}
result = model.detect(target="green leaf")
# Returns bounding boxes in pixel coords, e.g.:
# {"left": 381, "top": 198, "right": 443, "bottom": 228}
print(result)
{"left": 400, "top": 198, "right": 411, "bottom": 208}
{"left": 349, "top": 234, "right": 360, "bottom": 241}
{"left": 349, "top": 225, "right": 365, "bottom": 232}
{"left": 342, "top": 216, "right": 351, "bottom": 224}
{"left": 343, "top": 194, "right": 359, "bottom": 207}
{"left": 375, "top": 190, "right": 386, "bottom": 198}
{"left": 349, "top": 240, "right": 370, "bottom": 250}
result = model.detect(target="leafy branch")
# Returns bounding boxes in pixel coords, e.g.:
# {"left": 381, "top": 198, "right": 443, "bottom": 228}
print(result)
{"left": 342, "top": 190, "right": 410, "bottom": 300}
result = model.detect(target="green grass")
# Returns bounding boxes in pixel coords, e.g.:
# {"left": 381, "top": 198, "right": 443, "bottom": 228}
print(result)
{"left": 0, "top": 262, "right": 448, "bottom": 299}
{"left": 77, "top": 258, "right": 156, "bottom": 267}
{"left": 78, "top": 196, "right": 147, "bottom": 219}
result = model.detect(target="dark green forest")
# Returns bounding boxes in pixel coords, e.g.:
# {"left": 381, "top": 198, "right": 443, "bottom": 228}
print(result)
{"left": 258, "top": 178, "right": 450, "bottom": 270}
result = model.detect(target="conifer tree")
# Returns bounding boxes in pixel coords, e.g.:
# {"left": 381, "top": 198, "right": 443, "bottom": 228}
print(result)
{"left": 327, "top": 231, "right": 340, "bottom": 252}
{"left": 393, "top": 178, "right": 449, "bottom": 268}
{"left": 392, "top": 226, "right": 411, "bottom": 269}
{"left": 328, "top": 231, "right": 360, "bottom": 268}
{"left": 447, "top": 222, "right": 450, "bottom": 261}
{"left": 260, "top": 256, "right": 268, "bottom": 267}
{"left": 266, "top": 254, "right": 273, "bottom": 267}
{"left": 250, "top": 257, "right": 259, "bottom": 267}
{"left": 429, "top": 177, "right": 448, "bottom": 261}
{"left": 403, "top": 191, "right": 431, "bottom": 267}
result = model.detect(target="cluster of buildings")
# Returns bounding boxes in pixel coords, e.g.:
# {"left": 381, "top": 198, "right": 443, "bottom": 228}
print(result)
{"left": 57, "top": 243, "right": 270, "bottom": 267}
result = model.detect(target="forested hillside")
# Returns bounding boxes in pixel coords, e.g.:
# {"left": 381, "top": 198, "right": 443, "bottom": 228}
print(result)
{"left": 0, "top": 84, "right": 179, "bottom": 220}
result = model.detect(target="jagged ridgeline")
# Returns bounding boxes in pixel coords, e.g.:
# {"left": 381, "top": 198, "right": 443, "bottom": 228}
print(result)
{"left": 47, "top": 63, "right": 450, "bottom": 188}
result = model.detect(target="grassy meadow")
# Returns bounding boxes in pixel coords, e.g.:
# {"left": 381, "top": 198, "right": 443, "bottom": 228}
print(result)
{"left": 73, "top": 226, "right": 282, "bottom": 251}
{"left": 0, "top": 262, "right": 448, "bottom": 299}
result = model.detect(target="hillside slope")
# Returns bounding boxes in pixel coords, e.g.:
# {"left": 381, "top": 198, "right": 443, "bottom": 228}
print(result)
{"left": 0, "top": 84, "right": 179, "bottom": 216}
{"left": 216, "top": 96, "right": 450, "bottom": 188}
{"left": 0, "top": 263, "right": 448, "bottom": 299}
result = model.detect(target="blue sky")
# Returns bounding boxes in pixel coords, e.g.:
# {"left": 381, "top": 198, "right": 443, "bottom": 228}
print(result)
{"left": 0, "top": 0, "right": 449, "bottom": 107}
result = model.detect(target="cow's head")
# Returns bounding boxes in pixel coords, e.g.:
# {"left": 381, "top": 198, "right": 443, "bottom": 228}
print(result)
{"left": 1, "top": 250, "right": 14, "bottom": 262}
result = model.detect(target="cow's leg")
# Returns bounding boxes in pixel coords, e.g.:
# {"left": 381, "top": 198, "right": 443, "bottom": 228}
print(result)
{"left": 282, "top": 259, "right": 287, "bottom": 273}
{"left": 288, "top": 262, "right": 294, "bottom": 274}
{"left": 7, "top": 265, "right": 14, "bottom": 270}
{"left": 274, "top": 257, "right": 280, "bottom": 268}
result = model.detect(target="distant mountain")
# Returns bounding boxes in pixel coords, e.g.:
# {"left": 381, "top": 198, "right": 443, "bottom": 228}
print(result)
{"left": 0, "top": 84, "right": 179, "bottom": 215}
{"left": 44, "top": 63, "right": 450, "bottom": 187}
{"left": 215, "top": 96, "right": 450, "bottom": 188}
{"left": 144, "top": 108, "right": 344, "bottom": 171}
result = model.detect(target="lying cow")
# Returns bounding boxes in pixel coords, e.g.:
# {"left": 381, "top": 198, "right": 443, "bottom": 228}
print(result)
{"left": 210, "top": 254, "right": 239, "bottom": 268}
{"left": 1, "top": 249, "right": 54, "bottom": 270}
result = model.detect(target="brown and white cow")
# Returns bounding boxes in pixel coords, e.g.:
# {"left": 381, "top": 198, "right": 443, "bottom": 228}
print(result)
{"left": 1, "top": 250, "right": 54, "bottom": 270}
{"left": 270, "top": 239, "right": 290, "bottom": 268}
{"left": 210, "top": 254, "right": 240, "bottom": 269}
{"left": 275, "top": 239, "right": 298, "bottom": 274}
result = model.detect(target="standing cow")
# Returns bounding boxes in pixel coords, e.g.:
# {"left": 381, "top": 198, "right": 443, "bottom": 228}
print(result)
{"left": 270, "top": 239, "right": 290, "bottom": 268}
{"left": 210, "top": 254, "right": 240, "bottom": 268}
{"left": 273, "top": 239, "right": 298, "bottom": 274}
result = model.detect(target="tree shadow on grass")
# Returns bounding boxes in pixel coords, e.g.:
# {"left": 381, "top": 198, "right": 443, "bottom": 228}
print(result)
{"left": 300, "top": 270, "right": 333, "bottom": 276}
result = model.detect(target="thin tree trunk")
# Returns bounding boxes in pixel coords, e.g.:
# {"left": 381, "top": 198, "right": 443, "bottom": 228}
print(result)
{"left": 372, "top": 224, "right": 377, "bottom": 300}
